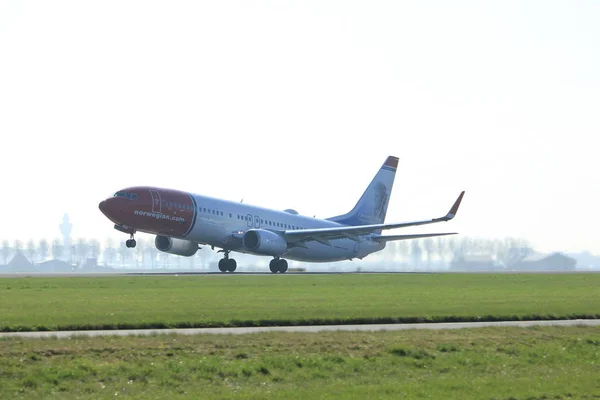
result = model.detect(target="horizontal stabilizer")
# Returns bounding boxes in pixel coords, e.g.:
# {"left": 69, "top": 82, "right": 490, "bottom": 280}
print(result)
{"left": 372, "top": 232, "right": 457, "bottom": 242}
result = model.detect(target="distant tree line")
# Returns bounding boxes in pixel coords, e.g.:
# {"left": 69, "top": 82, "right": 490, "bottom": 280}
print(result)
{"left": 1, "top": 235, "right": 533, "bottom": 269}
{"left": 383, "top": 236, "right": 533, "bottom": 268}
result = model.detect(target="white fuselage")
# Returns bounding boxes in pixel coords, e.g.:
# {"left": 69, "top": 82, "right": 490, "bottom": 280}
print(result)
{"left": 181, "top": 193, "right": 385, "bottom": 262}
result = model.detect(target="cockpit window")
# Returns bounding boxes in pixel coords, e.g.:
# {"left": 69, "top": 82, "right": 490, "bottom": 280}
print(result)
{"left": 113, "top": 191, "right": 138, "bottom": 200}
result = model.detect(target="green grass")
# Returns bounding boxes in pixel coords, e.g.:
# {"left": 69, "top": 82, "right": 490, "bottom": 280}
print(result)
{"left": 1, "top": 326, "right": 600, "bottom": 399}
{"left": 1, "top": 274, "right": 599, "bottom": 332}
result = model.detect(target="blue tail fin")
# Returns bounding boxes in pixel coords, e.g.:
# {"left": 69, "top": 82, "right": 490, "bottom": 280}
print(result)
{"left": 327, "top": 156, "right": 398, "bottom": 227}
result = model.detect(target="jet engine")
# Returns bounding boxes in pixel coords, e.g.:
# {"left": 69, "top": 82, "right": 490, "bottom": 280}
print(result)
{"left": 155, "top": 235, "right": 198, "bottom": 257}
{"left": 242, "top": 229, "right": 288, "bottom": 256}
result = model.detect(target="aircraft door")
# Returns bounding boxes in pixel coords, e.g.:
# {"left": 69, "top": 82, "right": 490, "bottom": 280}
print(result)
{"left": 150, "top": 190, "right": 162, "bottom": 213}
{"left": 254, "top": 215, "right": 260, "bottom": 228}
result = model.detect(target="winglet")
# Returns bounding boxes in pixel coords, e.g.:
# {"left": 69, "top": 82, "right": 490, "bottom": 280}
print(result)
{"left": 444, "top": 191, "right": 465, "bottom": 220}
{"left": 432, "top": 191, "right": 465, "bottom": 222}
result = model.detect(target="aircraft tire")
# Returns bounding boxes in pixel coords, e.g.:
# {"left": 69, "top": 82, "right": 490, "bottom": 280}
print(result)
{"left": 278, "top": 259, "right": 288, "bottom": 273}
{"left": 218, "top": 259, "right": 228, "bottom": 272}
{"left": 226, "top": 259, "right": 237, "bottom": 272}
{"left": 269, "top": 259, "right": 279, "bottom": 273}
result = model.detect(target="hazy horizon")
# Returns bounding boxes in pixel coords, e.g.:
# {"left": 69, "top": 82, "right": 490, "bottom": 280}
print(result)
{"left": 1, "top": 1, "right": 598, "bottom": 254}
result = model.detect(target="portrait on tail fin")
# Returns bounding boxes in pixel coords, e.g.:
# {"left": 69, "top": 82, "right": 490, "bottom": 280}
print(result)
{"left": 373, "top": 182, "right": 389, "bottom": 222}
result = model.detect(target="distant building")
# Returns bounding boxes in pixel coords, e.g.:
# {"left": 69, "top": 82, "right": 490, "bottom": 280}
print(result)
{"left": 60, "top": 213, "right": 72, "bottom": 253}
{"left": 566, "top": 251, "right": 600, "bottom": 270}
{"left": 6, "top": 251, "right": 34, "bottom": 272}
{"left": 37, "top": 258, "right": 74, "bottom": 273}
{"left": 509, "top": 252, "right": 577, "bottom": 271}
{"left": 449, "top": 254, "right": 503, "bottom": 271}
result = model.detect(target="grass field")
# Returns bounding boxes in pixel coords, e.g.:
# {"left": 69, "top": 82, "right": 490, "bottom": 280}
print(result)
{"left": 1, "top": 326, "right": 599, "bottom": 399}
{"left": 1, "top": 273, "right": 599, "bottom": 332}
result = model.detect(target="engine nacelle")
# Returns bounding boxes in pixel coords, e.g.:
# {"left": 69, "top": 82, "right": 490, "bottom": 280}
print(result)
{"left": 242, "top": 229, "right": 288, "bottom": 256}
{"left": 155, "top": 235, "right": 198, "bottom": 257}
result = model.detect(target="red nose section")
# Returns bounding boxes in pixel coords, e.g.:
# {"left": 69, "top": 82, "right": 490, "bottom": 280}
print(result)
{"left": 99, "top": 187, "right": 197, "bottom": 238}
{"left": 98, "top": 198, "right": 122, "bottom": 223}
{"left": 98, "top": 200, "right": 108, "bottom": 214}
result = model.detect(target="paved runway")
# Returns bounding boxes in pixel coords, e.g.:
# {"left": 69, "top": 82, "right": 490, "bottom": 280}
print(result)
{"left": 2, "top": 319, "right": 599, "bottom": 339}
{"left": 2, "top": 270, "right": 600, "bottom": 278}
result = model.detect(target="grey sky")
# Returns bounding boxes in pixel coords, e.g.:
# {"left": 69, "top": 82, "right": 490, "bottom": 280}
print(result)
{"left": 0, "top": 1, "right": 598, "bottom": 253}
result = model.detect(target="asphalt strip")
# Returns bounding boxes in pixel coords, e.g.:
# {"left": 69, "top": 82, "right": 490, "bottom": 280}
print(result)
{"left": 1, "top": 319, "right": 600, "bottom": 339}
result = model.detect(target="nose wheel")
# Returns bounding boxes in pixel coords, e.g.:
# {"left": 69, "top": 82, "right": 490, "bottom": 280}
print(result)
{"left": 125, "top": 234, "right": 136, "bottom": 248}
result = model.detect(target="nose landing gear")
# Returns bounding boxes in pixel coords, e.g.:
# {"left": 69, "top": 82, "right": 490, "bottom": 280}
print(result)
{"left": 125, "top": 234, "right": 137, "bottom": 248}
{"left": 115, "top": 225, "right": 137, "bottom": 248}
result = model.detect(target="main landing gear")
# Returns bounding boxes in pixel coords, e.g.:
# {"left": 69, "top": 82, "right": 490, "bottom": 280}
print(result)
{"left": 218, "top": 251, "right": 237, "bottom": 273}
{"left": 269, "top": 258, "right": 288, "bottom": 274}
{"left": 125, "top": 234, "right": 136, "bottom": 248}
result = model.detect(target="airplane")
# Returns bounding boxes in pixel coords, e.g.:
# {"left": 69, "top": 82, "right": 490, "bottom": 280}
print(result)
{"left": 98, "top": 156, "right": 465, "bottom": 273}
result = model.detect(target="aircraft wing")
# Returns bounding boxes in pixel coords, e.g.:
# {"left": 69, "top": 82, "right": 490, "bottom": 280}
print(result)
{"left": 284, "top": 191, "right": 465, "bottom": 245}
{"left": 372, "top": 232, "right": 457, "bottom": 242}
